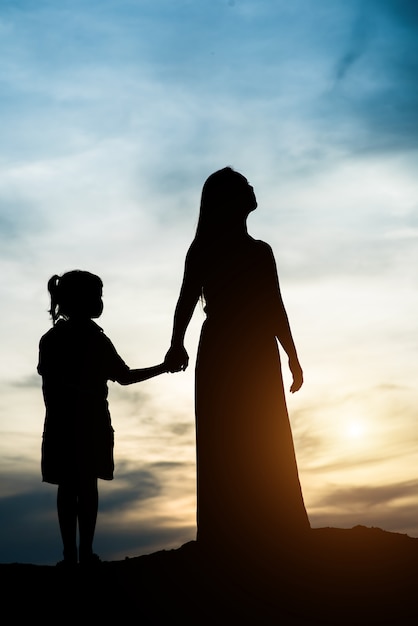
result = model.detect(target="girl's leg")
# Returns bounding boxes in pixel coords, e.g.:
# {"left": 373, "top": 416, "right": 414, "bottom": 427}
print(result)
{"left": 77, "top": 476, "right": 99, "bottom": 563}
{"left": 57, "top": 482, "right": 78, "bottom": 563}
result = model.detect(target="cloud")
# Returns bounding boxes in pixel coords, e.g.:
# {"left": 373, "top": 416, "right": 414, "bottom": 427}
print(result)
{"left": 11, "top": 374, "right": 41, "bottom": 389}
{"left": 3, "top": 0, "right": 417, "bottom": 173}
{"left": 334, "top": 11, "right": 372, "bottom": 83}
{"left": 327, "top": 0, "right": 418, "bottom": 153}
{"left": 0, "top": 458, "right": 195, "bottom": 564}
{"left": 309, "top": 480, "right": 418, "bottom": 535}
{"left": 97, "top": 463, "right": 162, "bottom": 513}
{"left": 315, "top": 480, "right": 418, "bottom": 508}
{"left": 379, "top": 0, "right": 418, "bottom": 25}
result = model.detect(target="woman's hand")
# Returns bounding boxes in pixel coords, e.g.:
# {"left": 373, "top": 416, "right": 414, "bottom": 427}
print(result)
{"left": 164, "top": 344, "right": 189, "bottom": 372}
{"left": 289, "top": 356, "right": 303, "bottom": 393}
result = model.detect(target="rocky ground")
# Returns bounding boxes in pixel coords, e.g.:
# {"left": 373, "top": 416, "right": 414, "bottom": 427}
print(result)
{"left": 2, "top": 526, "right": 417, "bottom": 625}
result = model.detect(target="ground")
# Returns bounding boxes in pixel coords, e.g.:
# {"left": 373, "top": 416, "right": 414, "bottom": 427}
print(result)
{"left": 2, "top": 526, "right": 417, "bottom": 625}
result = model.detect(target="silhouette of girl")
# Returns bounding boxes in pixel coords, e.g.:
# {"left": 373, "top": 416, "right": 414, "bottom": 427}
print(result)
{"left": 165, "top": 167, "right": 310, "bottom": 560}
{"left": 38, "top": 270, "right": 168, "bottom": 566}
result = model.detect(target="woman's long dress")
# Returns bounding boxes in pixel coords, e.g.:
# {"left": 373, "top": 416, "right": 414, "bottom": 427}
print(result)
{"left": 194, "top": 237, "right": 309, "bottom": 558}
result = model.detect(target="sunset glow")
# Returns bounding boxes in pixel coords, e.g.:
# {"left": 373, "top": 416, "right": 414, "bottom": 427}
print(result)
{"left": 345, "top": 419, "right": 367, "bottom": 441}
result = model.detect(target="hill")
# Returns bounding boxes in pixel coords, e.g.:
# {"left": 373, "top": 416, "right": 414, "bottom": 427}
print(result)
{"left": 2, "top": 526, "right": 417, "bottom": 624}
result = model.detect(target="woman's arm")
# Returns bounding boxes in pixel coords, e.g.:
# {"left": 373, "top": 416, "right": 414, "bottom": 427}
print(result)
{"left": 264, "top": 243, "right": 303, "bottom": 393}
{"left": 276, "top": 299, "right": 304, "bottom": 393}
{"left": 164, "top": 245, "right": 201, "bottom": 372}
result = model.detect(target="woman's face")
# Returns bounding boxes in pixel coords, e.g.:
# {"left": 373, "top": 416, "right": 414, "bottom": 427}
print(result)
{"left": 236, "top": 175, "right": 257, "bottom": 214}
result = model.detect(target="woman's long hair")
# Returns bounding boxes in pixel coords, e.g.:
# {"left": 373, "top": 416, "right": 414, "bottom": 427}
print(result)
{"left": 191, "top": 167, "right": 253, "bottom": 306}
{"left": 194, "top": 167, "right": 250, "bottom": 244}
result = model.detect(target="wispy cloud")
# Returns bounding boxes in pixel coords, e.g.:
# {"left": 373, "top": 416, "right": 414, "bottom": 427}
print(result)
{"left": 0, "top": 458, "right": 196, "bottom": 564}
{"left": 327, "top": 0, "right": 418, "bottom": 153}
{"left": 309, "top": 479, "right": 418, "bottom": 535}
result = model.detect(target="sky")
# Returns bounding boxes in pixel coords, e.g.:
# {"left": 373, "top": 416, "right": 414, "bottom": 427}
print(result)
{"left": 1, "top": 0, "right": 417, "bottom": 565}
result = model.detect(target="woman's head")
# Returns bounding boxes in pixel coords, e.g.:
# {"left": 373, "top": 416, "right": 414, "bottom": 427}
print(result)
{"left": 47, "top": 270, "right": 103, "bottom": 324}
{"left": 195, "top": 167, "right": 257, "bottom": 239}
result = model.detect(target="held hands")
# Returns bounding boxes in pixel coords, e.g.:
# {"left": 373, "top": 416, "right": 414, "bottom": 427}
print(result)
{"left": 289, "top": 356, "right": 303, "bottom": 393}
{"left": 164, "top": 344, "right": 189, "bottom": 373}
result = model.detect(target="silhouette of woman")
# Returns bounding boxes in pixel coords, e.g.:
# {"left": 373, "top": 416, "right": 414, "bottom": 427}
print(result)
{"left": 165, "top": 167, "right": 310, "bottom": 559}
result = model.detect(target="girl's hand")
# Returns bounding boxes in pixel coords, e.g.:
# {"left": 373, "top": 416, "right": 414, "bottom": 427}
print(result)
{"left": 289, "top": 357, "right": 303, "bottom": 393}
{"left": 164, "top": 345, "right": 189, "bottom": 372}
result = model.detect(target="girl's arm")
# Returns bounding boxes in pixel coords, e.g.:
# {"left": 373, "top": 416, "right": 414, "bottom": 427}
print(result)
{"left": 116, "top": 363, "right": 168, "bottom": 385}
{"left": 164, "top": 245, "right": 201, "bottom": 372}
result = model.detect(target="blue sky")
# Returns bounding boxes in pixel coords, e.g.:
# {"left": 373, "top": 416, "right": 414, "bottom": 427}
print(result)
{"left": 1, "top": 0, "right": 418, "bottom": 564}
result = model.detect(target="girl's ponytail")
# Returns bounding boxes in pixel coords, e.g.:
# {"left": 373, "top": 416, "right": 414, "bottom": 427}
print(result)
{"left": 47, "top": 274, "right": 61, "bottom": 325}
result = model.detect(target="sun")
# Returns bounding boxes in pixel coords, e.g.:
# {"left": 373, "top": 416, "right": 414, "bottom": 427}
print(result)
{"left": 344, "top": 419, "right": 367, "bottom": 440}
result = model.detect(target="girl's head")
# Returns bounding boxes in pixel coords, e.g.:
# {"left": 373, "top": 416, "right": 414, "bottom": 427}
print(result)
{"left": 47, "top": 270, "right": 103, "bottom": 324}
{"left": 195, "top": 167, "right": 257, "bottom": 239}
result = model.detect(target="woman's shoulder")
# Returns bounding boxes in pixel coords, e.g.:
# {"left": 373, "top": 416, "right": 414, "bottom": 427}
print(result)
{"left": 249, "top": 237, "right": 274, "bottom": 255}
{"left": 251, "top": 237, "right": 270, "bottom": 247}
{"left": 186, "top": 239, "right": 202, "bottom": 257}
{"left": 185, "top": 240, "right": 208, "bottom": 270}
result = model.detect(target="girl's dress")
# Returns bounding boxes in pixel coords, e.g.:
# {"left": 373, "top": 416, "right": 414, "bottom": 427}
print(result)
{"left": 192, "top": 237, "right": 309, "bottom": 555}
{"left": 38, "top": 319, "right": 129, "bottom": 484}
